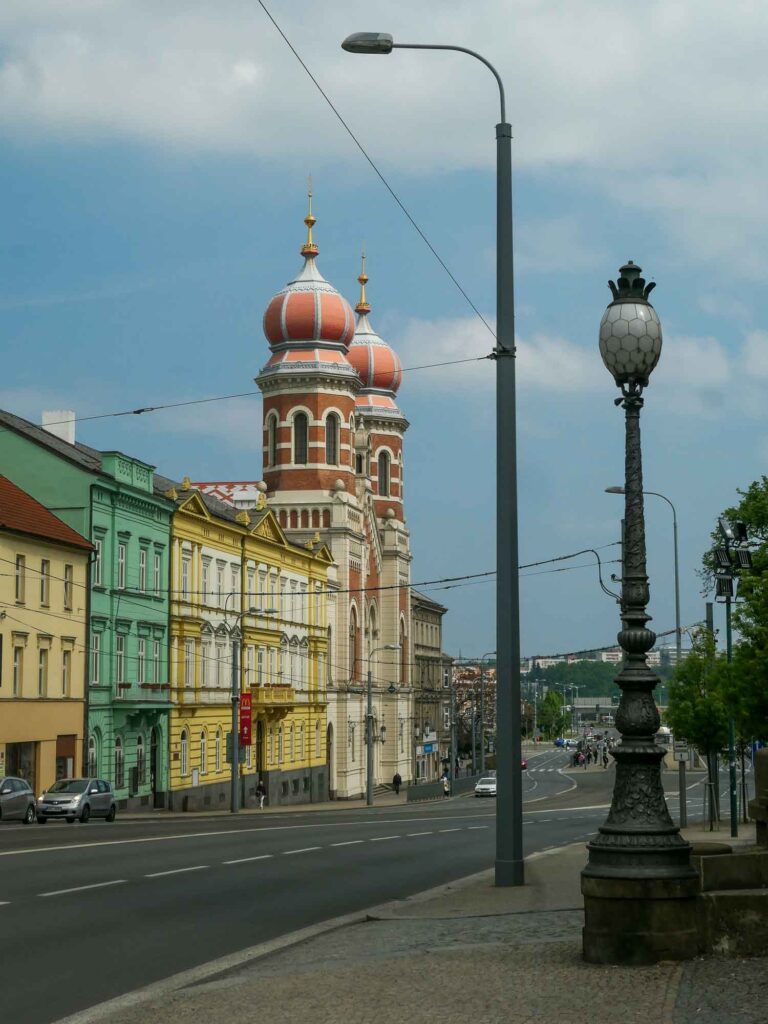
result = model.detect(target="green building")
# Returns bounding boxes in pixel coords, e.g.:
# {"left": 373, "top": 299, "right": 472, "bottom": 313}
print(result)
{"left": 0, "top": 410, "right": 174, "bottom": 809}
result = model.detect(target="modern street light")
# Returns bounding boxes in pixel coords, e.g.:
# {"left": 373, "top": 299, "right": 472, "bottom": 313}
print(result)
{"left": 341, "top": 31, "right": 523, "bottom": 888}
{"left": 606, "top": 486, "right": 681, "bottom": 664}
{"left": 227, "top": 605, "right": 258, "bottom": 814}
{"left": 582, "top": 262, "right": 698, "bottom": 965}
{"left": 367, "top": 643, "right": 401, "bottom": 806}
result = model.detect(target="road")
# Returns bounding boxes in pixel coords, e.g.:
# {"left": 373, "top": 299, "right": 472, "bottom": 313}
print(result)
{"left": 0, "top": 748, "right": 703, "bottom": 1024}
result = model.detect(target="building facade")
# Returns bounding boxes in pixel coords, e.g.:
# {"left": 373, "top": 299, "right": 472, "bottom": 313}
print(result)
{"left": 199, "top": 199, "right": 414, "bottom": 799}
{"left": 162, "top": 477, "right": 333, "bottom": 809}
{"left": 410, "top": 590, "right": 450, "bottom": 782}
{"left": 0, "top": 411, "right": 174, "bottom": 809}
{"left": 0, "top": 476, "right": 92, "bottom": 794}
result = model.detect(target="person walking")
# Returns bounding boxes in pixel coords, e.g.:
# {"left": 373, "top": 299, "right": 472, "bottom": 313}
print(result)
{"left": 442, "top": 775, "right": 450, "bottom": 797}
{"left": 256, "top": 778, "right": 267, "bottom": 809}
{"left": 392, "top": 772, "right": 402, "bottom": 796}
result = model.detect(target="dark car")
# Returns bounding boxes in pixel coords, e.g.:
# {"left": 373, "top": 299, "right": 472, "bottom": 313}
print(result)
{"left": 36, "top": 778, "right": 116, "bottom": 824}
{"left": 0, "top": 776, "right": 36, "bottom": 824}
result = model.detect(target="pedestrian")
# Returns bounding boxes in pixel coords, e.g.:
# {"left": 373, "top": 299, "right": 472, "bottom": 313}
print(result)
{"left": 256, "top": 778, "right": 266, "bottom": 809}
{"left": 602, "top": 748, "right": 609, "bottom": 769}
{"left": 577, "top": 752, "right": 585, "bottom": 768}
{"left": 442, "top": 776, "right": 450, "bottom": 797}
{"left": 392, "top": 771, "right": 402, "bottom": 795}
{"left": 586, "top": 749, "right": 592, "bottom": 766}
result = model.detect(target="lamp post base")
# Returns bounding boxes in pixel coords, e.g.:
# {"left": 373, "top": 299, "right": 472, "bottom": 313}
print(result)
{"left": 582, "top": 873, "right": 700, "bottom": 964}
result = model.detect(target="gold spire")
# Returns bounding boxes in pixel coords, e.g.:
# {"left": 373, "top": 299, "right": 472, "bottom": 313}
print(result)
{"left": 300, "top": 176, "right": 319, "bottom": 257}
{"left": 355, "top": 249, "right": 371, "bottom": 314}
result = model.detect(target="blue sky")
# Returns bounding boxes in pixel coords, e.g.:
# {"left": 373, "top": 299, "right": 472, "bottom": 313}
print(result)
{"left": 1, "top": 1, "right": 767, "bottom": 659}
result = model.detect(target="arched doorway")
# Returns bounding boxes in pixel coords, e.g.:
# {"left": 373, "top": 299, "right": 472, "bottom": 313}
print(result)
{"left": 326, "top": 723, "right": 335, "bottom": 797}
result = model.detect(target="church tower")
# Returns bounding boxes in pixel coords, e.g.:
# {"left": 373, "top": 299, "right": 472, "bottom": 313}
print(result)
{"left": 255, "top": 194, "right": 413, "bottom": 800}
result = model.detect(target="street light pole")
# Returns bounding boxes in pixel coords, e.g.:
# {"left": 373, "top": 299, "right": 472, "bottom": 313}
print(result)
{"left": 583, "top": 262, "right": 697, "bottom": 965}
{"left": 341, "top": 29, "right": 523, "bottom": 889}
{"left": 367, "top": 643, "right": 401, "bottom": 806}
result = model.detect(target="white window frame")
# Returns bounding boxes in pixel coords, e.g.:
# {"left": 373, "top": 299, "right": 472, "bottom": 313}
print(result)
{"left": 153, "top": 640, "right": 161, "bottom": 684}
{"left": 12, "top": 646, "right": 23, "bottom": 696}
{"left": 15, "top": 554, "right": 25, "bottom": 602}
{"left": 202, "top": 558, "right": 211, "bottom": 604}
{"left": 153, "top": 551, "right": 162, "bottom": 595}
{"left": 92, "top": 539, "right": 102, "bottom": 587}
{"left": 184, "top": 639, "right": 194, "bottom": 687}
{"left": 90, "top": 633, "right": 101, "bottom": 685}
{"left": 180, "top": 729, "right": 189, "bottom": 776}
{"left": 114, "top": 735, "right": 124, "bottom": 789}
{"left": 40, "top": 559, "right": 50, "bottom": 606}
{"left": 137, "top": 638, "right": 146, "bottom": 684}
{"left": 215, "top": 728, "right": 222, "bottom": 772}
{"left": 62, "top": 649, "right": 71, "bottom": 696}
{"left": 200, "top": 730, "right": 207, "bottom": 775}
{"left": 139, "top": 549, "right": 147, "bottom": 592}
{"left": 181, "top": 555, "right": 191, "bottom": 600}
{"left": 117, "top": 542, "right": 126, "bottom": 589}
{"left": 116, "top": 635, "right": 125, "bottom": 684}
{"left": 64, "top": 564, "right": 74, "bottom": 610}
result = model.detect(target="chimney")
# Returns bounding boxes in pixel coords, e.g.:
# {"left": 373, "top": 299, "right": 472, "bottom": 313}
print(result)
{"left": 42, "top": 410, "right": 76, "bottom": 446}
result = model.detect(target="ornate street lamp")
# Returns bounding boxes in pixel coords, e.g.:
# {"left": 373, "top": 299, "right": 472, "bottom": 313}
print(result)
{"left": 582, "top": 262, "right": 698, "bottom": 964}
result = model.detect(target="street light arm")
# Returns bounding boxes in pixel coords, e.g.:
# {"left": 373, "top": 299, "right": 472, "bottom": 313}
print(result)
{"left": 392, "top": 43, "right": 506, "bottom": 122}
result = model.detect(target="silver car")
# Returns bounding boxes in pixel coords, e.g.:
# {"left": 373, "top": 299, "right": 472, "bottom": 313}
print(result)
{"left": 36, "top": 778, "right": 117, "bottom": 824}
{"left": 474, "top": 776, "right": 497, "bottom": 798}
{"left": 0, "top": 776, "right": 36, "bottom": 824}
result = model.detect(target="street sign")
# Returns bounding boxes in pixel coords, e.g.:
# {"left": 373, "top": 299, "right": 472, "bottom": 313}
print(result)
{"left": 239, "top": 693, "right": 252, "bottom": 746}
{"left": 673, "top": 741, "right": 690, "bottom": 762}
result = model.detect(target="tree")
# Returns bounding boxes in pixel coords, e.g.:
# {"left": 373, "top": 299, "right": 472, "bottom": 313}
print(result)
{"left": 538, "top": 690, "right": 568, "bottom": 739}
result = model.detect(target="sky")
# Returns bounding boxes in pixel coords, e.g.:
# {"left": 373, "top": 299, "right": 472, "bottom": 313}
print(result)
{"left": 1, "top": 0, "right": 767, "bottom": 660}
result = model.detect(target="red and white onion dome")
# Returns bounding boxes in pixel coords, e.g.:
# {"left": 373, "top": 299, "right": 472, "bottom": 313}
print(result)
{"left": 262, "top": 194, "right": 355, "bottom": 350}
{"left": 347, "top": 259, "right": 403, "bottom": 396}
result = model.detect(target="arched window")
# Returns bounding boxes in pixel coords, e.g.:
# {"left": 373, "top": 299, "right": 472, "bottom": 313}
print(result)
{"left": 325, "top": 413, "right": 339, "bottom": 465}
{"left": 293, "top": 412, "right": 308, "bottom": 465}
{"left": 136, "top": 734, "right": 145, "bottom": 785}
{"left": 378, "top": 451, "right": 390, "bottom": 497}
{"left": 398, "top": 454, "right": 403, "bottom": 499}
{"left": 200, "top": 729, "right": 207, "bottom": 774}
{"left": 215, "top": 728, "right": 222, "bottom": 772}
{"left": 87, "top": 734, "right": 98, "bottom": 777}
{"left": 349, "top": 417, "right": 355, "bottom": 467}
{"left": 266, "top": 413, "right": 278, "bottom": 467}
{"left": 114, "top": 736, "right": 124, "bottom": 790}
{"left": 180, "top": 728, "right": 189, "bottom": 776}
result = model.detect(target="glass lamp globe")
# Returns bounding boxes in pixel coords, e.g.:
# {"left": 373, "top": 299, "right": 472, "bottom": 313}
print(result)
{"left": 599, "top": 261, "right": 662, "bottom": 386}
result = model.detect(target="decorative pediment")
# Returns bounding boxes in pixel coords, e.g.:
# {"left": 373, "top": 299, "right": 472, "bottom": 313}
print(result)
{"left": 177, "top": 490, "right": 212, "bottom": 520}
{"left": 313, "top": 543, "right": 334, "bottom": 566}
{"left": 251, "top": 509, "right": 288, "bottom": 547}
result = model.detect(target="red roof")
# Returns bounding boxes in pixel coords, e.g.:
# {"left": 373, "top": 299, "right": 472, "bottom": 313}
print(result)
{"left": 0, "top": 476, "right": 93, "bottom": 552}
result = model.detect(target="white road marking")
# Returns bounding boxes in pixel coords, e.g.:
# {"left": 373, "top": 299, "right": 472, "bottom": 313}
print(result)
{"left": 370, "top": 835, "right": 400, "bottom": 842}
{"left": 439, "top": 828, "right": 461, "bottom": 833}
{"left": 39, "top": 879, "right": 127, "bottom": 897}
{"left": 283, "top": 847, "right": 321, "bottom": 855}
{"left": 223, "top": 854, "right": 273, "bottom": 865}
{"left": 331, "top": 840, "right": 364, "bottom": 847}
{"left": 145, "top": 865, "right": 208, "bottom": 878}
{"left": 0, "top": 813, "right": 497, "bottom": 859}
{"left": 0, "top": 901, "right": 9, "bottom": 905}
{"left": 407, "top": 831, "right": 433, "bottom": 837}
{"left": 467, "top": 826, "right": 488, "bottom": 830}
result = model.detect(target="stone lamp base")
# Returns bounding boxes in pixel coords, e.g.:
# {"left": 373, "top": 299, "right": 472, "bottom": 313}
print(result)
{"left": 582, "top": 874, "right": 700, "bottom": 964}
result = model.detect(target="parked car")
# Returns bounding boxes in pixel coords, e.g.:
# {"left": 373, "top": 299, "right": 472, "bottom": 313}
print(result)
{"left": 564, "top": 739, "right": 577, "bottom": 749}
{"left": 474, "top": 776, "right": 497, "bottom": 798}
{"left": 0, "top": 776, "right": 36, "bottom": 824}
{"left": 36, "top": 778, "right": 117, "bottom": 824}
{"left": 554, "top": 738, "right": 565, "bottom": 747}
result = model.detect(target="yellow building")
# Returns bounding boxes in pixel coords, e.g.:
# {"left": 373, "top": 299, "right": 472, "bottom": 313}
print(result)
{"left": 0, "top": 476, "right": 92, "bottom": 793}
{"left": 160, "top": 477, "right": 334, "bottom": 809}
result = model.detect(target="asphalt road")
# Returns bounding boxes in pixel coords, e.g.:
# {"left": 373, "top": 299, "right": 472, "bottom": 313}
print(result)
{"left": 0, "top": 748, "right": 704, "bottom": 1024}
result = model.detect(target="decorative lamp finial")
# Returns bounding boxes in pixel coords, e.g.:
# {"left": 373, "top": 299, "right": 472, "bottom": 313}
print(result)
{"left": 355, "top": 249, "right": 371, "bottom": 314}
{"left": 607, "top": 260, "right": 656, "bottom": 304}
{"left": 301, "top": 176, "right": 319, "bottom": 257}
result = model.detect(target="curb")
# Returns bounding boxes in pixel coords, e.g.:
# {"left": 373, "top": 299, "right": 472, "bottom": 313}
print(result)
{"left": 51, "top": 841, "right": 587, "bottom": 1024}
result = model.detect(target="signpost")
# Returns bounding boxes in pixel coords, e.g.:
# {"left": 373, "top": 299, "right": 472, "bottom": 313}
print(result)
{"left": 673, "top": 741, "right": 690, "bottom": 828}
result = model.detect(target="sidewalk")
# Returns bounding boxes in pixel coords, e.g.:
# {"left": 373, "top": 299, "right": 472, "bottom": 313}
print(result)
{"left": 120, "top": 790, "right": 409, "bottom": 820}
{"left": 79, "top": 829, "right": 768, "bottom": 1024}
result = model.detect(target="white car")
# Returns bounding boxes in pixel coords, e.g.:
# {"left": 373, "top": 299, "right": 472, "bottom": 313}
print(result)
{"left": 474, "top": 776, "right": 497, "bottom": 798}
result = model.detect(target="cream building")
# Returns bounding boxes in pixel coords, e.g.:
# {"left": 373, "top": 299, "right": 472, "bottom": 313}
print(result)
{"left": 0, "top": 476, "right": 92, "bottom": 793}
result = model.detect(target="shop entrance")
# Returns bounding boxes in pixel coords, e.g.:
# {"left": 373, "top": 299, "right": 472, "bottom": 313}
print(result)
{"left": 6, "top": 742, "right": 36, "bottom": 791}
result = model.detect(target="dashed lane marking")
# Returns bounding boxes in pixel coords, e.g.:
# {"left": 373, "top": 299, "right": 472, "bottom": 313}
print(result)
{"left": 370, "top": 836, "right": 401, "bottom": 842}
{"left": 439, "top": 828, "right": 461, "bottom": 833}
{"left": 407, "top": 831, "right": 433, "bottom": 837}
{"left": 331, "top": 840, "right": 364, "bottom": 847}
{"left": 283, "top": 847, "right": 321, "bottom": 855}
{"left": 39, "top": 879, "right": 127, "bottom": 897}
{"left": 223, "top": 854, "right": 273, "bottom": 865}
{"left": 145, "top": 865, "right": 208, "bottom": 878}
{"left": 467, "top": 826, "right": 488, "bottom": 830}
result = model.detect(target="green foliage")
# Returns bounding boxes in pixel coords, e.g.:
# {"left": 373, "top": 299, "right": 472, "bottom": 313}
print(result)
{"left": 701, "top": 475, "right": 768, "bottom": 588}
{"left": 730, "top": 572, "right": 768, "bottom": 740}
{"left": 536, "top": 659, "right": 621, "bottom": 698}
{"left": 538, "top": 689, "right": 568, "bottom": 739}
{"left": 666, "top": 632, "right": 729, "bottom": 755}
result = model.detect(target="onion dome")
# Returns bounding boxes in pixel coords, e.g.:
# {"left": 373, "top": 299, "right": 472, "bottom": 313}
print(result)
{"left": 263, "top": 188, "right": 355, "bottom": 350}
{"left": 347, "top": 254, "right": 403, "bottom": 395}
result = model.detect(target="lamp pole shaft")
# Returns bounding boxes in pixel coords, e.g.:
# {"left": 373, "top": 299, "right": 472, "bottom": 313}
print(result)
{"left": 495, "top": 120, "right": 523, "bottom": 887}
{"left": 672, "top": 508, "right": 682, "bottom": 664}
{"left": 726, "top": 595, "right": 738, "bottom": 837}
{"left": 231, "top": 638, "right": 240, "bottom": 814}
{"left": 480, "top": 669, "right": 486, "bottom": 773}
{"left": 366, "top": 662, "right": 373, "bottom": 807}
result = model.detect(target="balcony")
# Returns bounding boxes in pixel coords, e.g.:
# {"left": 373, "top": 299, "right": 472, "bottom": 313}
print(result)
{"left": 114, "top": 681, "right": 173, "bottom": 706}
{"left": 250, "top": 684, "right": 296, "bottom": 715}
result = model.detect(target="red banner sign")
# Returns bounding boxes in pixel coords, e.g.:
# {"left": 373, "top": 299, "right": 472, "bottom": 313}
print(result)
{"left": 239, "top": 693, "right": 252, "bottom": 746}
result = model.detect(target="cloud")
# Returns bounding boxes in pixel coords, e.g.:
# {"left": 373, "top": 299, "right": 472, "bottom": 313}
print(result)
{"left": 742, "top": 331, "right": 768, "bottom": 379}
{"left": 517, "top": 216, "right": 606, "bottom": 273}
